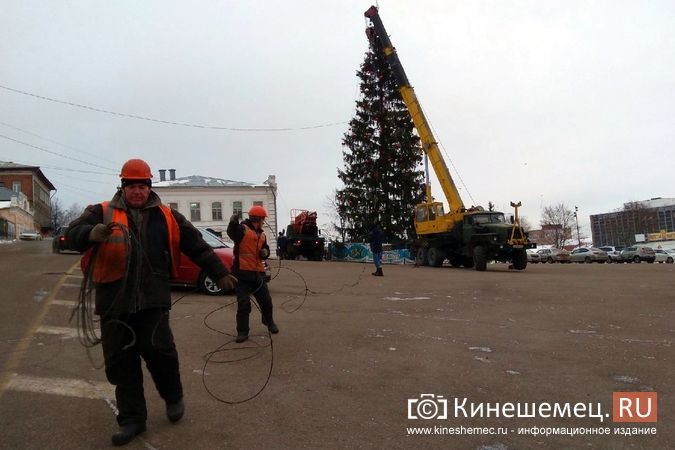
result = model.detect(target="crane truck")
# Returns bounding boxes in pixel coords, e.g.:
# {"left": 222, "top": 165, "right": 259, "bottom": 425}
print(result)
{"left": 364, "top": 6, "right": 534, "bottom": 271}
{"left": 278, "top": 209, "right": 325, "bottom": 261}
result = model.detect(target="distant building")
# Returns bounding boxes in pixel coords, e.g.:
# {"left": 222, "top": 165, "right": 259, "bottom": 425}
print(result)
{"left": 0, "top": 187, "right": 34, "bottom": 239}
{"left": 590, "top": 197, "right": 675, "bottom": 247}
{"left": 153, "top": 169, "right": 278, "bottom": 249}
{"left": 0, "top": 161, "right": 56, "bottom": 234}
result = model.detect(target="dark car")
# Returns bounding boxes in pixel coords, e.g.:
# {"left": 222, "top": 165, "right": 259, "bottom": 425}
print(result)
{"left": 52, "top": 227, "right": 72, "bottom": 253}
{"left": 171, "top": 227, "right": 271, "bottom": 295}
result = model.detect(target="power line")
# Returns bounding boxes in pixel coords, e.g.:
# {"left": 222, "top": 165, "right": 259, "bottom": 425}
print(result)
{"left": 0, "top": 120, "right": 118, "bottom": 165}
{"left": 39, "top": 164, "right": 117, "bottom": 176}
{"left": 0, "top": 84, "right": 348, "bottom": 132}
{"left": 0, "top": 133, "right": 117, "bottom": 172}
{"left": 53, "top": 183, "right": 110, "bottom": 199}
{"left": 2, "top": 157, "right": 116, "bottom": 175}
{"left": 48, "top": 171, "right": 116, "bottom": 185}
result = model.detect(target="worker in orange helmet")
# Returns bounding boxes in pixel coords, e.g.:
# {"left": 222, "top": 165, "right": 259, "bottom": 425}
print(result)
{"left": 67, "top": 158, "right": 236, "bottom": 446}
{"left": 227, "top": 204, "right": 278, "bottom": 343}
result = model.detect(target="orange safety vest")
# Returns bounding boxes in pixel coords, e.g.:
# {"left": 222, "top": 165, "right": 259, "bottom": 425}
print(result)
{"left": 82, "top": 201, "right": 180, "bottom": 283}
{"left": 238, "top": 225, "right": 266, "bottom": 272}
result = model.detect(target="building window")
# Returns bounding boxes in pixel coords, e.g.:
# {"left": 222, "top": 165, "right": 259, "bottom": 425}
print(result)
{"left": 169, "top": 202, "right": 178, "bottom": 211}
{"left": 212, "top": 202, "right": 222, "bottom": 220}
{"left": 253, "top": 201, "right": 263, "bottom": 206}
{"left": 190, "top": 202, "right": 201, "bottom": 222}
{"left": 233, "top": 201, "right": 242, "bottom": 219}
{"left": 12, "top": 181, "right": 21, "bottom": 193}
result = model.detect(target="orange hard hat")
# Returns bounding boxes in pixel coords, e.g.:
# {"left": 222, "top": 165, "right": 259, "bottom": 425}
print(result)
{"left": 120, "top": 159, "right": 153, "bottom": 180}
{"left": 248, "top": 205, "right": 268, "bottom": 218}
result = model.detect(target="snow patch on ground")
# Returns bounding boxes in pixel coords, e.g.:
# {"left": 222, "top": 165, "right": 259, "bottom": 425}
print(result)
{"left": 469, "top": 346, "right": 493, "bottom": 353}
{"left": 613, "top": 375, "right": 640, "bottom": 384}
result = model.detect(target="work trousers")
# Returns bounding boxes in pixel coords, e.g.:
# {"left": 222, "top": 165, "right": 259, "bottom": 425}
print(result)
{"left": 235, "top": 277, "right": 274, "bottom": 333}
{"left": 373, "top": 252, "right": 383, "bottom": 269}
{"left": 100, "top": 308, "right": 182, "bottom": 426}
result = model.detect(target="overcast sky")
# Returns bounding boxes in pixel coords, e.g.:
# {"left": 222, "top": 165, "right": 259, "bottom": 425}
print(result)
{"left": 2, "top": 0, "right": 674, "bottom": 237}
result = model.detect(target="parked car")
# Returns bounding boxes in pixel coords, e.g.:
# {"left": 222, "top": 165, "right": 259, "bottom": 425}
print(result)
{"left": 654, "top": 249, "right": 674, "bottom": 264}
{"left": 536, "top": 248, "right": 571, "bottom": 264}
{"left": 618, "top": 245, "right": 655, "bottom": 263}
{"left": 598, "top": 246, "right": 624, "bottom": 263}
{"left": 569, "top": 247, "right": 608, "bottom": 263}
{"left": 171, "top": 227, "right": 271, "bottom": 295}
{"left": 526, "top": 249, "right": 541, "bottom": 263}
{"left": 19, "top": 230, "right": 42, "bottom": 240}
{"left": 52, "top": 227, "right": 72, "bottom": 253}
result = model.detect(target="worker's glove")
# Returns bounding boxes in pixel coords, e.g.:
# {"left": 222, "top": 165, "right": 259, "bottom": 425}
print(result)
{"left": 230, "top": 214, "right": 239, "bottom": 223}
{"left": 216, "top": 274, "right": 238, "bottom": 291}
{"left": 259, "top": 248, "right": 270, "bottom": 259}
{"left": 89, "top": 223, "right": 113, "bottom": 243}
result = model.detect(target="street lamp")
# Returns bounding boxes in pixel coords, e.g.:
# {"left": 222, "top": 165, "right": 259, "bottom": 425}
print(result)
{"left": 574, "top": 206, "right": 581, "bottom": 248}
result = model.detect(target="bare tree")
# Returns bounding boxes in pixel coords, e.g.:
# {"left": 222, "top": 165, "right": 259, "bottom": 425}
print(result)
{"left": 540, "top": 203, "right": 575, "bottom": 248}
{"left": 62, "top": 203, "right": 84, "bottom": 227}
{"left": 323, "top": 190, "right": 348, "bottom": 242}
{"left": 621, "top": 201, "right": 657, "bottom": 244}
{"left": 50, "top": 198, "right": 64, "bottom": 230}
{"left": 519, "top": 216, "right": 533, "bottom": 232}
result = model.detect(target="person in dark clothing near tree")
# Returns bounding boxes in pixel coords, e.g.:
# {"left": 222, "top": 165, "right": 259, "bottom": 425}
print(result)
{"left": 227, "top": 205, "right": 278, "bottom": 343}
{"left": 67, "top": 159, "right": 236, "bottom": 446}
{"left": 368, "top": 222, "right": 385, "bottom": 276}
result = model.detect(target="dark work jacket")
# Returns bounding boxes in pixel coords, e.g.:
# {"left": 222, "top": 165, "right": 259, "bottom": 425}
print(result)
{"left": 226, "top": 219, "right": 270, "bottom": 282}
{"left": 67, "top": 190, "right": 229, "bottom": 317}
{"left": 368, "top": 226, "right": 384, "bottom": 253}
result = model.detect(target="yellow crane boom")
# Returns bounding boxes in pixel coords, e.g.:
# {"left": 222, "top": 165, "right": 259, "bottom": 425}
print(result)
{"left": 365, "top": 5, "right": 464, "bottom": 218}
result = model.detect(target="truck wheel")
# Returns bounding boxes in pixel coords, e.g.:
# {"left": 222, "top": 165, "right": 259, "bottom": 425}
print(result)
{"left": 633, "top": 255, "right": 641, "bottom": 263}
{"left": 473, "top": 246, "right": 487, "bottom": 271}
{"left": 547, "top": 257, "right": 554, "bottom": 264}
{"left": 427, "top": 247, "right": 445, "bottom": 267}
{"left": 416, "top": 248, "right": 429, "bottom": 266}
{"left": 512, "top": 249, "right": 527, "bottom": 270}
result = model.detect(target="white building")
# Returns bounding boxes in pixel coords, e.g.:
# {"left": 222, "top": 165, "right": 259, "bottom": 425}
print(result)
{"left": 0, "top": 188, "right": 34, "bottom": 239}
{"left": 153, "top": 170, "right": 278, "bottom": 250}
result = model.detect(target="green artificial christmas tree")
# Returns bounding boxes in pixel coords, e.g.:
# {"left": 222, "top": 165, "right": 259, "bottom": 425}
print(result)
{"left": 336, "top": 43, "right": 425, "bottom": 243}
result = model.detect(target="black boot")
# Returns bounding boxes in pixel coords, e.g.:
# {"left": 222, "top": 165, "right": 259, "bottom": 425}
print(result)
{"left": 235, "top": 332, "right": 248, "bottom": 343}
{"left": 166, "top": 398, "right": 185, "bottom": 423}
{"left": 112, "top": 423, "right": 146, "bottom": 446}
{"left": 262, "top": 318, "right": 279, "bottom": 334}
{"left": 374, "top": 267, "right": 383, "bottom": 276}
